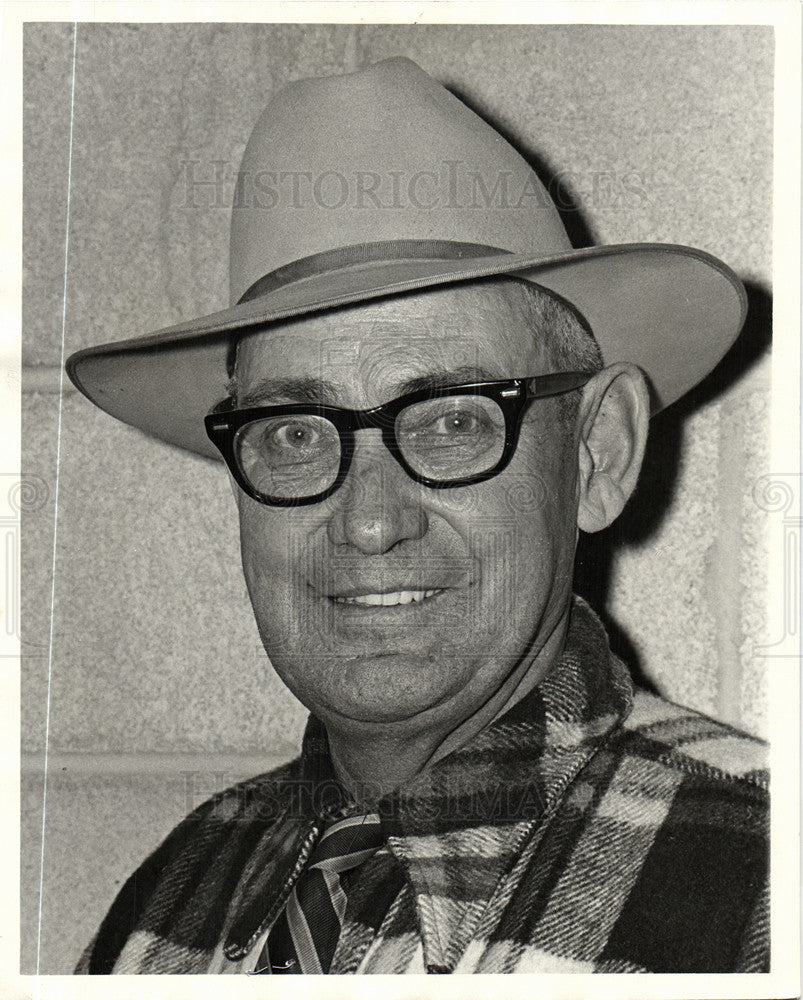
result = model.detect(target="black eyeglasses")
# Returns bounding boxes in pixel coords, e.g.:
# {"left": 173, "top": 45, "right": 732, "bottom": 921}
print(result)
{"left": 205, "top": 371, "right": 592, "bottom": 507}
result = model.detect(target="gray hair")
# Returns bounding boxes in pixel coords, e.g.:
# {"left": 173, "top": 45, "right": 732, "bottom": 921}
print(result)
{"left": 483, "top": 275, "right": 602, "bottom": 426}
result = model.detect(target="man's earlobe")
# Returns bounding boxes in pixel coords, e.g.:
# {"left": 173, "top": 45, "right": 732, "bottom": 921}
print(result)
{"left": 576, "top": 363, "right": 650, "bottom": 533}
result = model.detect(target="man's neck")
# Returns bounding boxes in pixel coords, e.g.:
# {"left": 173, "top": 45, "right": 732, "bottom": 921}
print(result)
{"left": 325, "top": 604, "right": 571, "bottom": 808}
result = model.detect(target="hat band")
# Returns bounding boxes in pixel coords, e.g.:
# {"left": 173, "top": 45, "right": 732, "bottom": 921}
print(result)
{"left": 237, "top": 240, "right": 510, "bottom": 304}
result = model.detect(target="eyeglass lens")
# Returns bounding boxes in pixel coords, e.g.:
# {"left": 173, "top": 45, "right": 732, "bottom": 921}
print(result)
{"left": 395, "top": 395, "right": 505, "bottom": 479}
{"left": 234, "top": 394, "right": 507, "bottom": 500}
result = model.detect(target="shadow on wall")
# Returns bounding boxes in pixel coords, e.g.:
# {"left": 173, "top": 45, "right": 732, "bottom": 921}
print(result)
{"left": 574, "top": 280, "right": 773, "bottom": 691}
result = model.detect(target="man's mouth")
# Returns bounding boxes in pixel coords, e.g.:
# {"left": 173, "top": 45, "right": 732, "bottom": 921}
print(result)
{"left": 330, "top": 589, "right": 445, "bottom": 607}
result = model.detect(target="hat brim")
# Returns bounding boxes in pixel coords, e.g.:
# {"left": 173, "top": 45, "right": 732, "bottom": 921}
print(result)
{"left": 66, "top": 243, "right": 747, "bottom": 460}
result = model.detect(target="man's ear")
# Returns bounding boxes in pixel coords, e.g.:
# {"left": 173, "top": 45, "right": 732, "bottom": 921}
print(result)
{"left": 576, "top": 362, "right": 650, "bottom": 533}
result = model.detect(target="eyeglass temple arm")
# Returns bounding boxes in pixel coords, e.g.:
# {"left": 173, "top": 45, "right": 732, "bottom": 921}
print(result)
{"left": 525, "top": 371, "right": 593, "bottom": 398}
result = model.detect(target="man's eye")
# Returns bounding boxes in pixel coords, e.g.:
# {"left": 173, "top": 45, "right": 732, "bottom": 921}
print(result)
{"left": 417, "top": 409, "right": 489, "bottom": 438}
{"left": 439, "top": 412, "right": 478, "bottom": 434}
{"left": 265, "top": 421, "right": 321, "bottom": 451}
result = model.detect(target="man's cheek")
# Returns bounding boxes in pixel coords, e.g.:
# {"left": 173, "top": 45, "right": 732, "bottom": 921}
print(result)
{"left": 239, "top": 530, "right": 297, "bottom": 630}
{"left": 240, "top": 509, "right": 302, "bottom": 586}
{"left": 263, "top": 567, "right": 345, "bottom": 659}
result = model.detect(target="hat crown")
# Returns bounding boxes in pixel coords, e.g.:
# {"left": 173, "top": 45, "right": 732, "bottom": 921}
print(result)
{"left": 229, "top": 57, "right": 570, "bottom": 305}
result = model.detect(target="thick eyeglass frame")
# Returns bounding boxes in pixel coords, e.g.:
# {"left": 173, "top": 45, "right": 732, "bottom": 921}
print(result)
{"left": 205, "top": 371, "right": 593, "bottom": 507}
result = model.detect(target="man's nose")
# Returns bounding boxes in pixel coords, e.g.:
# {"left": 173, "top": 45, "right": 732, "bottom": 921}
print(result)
{"left": 326, "top": 432, "right": 428, "bottom": 554}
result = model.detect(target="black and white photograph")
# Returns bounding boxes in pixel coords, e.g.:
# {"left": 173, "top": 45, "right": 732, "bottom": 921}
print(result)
{"left": 9, "top": 3, "right": 801, "bottom": 993}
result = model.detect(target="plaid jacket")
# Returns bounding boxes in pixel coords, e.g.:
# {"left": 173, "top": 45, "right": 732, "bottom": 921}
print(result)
{"left": 77, "top": 597, "right": 769, "bottom": 974}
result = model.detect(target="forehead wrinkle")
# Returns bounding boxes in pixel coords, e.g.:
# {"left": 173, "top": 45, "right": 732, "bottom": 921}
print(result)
{"left": 241, "top": 365, "right": 505, "bottom": 409}
{"left": 233, "top": 281, "right": 547, "bottom": 406}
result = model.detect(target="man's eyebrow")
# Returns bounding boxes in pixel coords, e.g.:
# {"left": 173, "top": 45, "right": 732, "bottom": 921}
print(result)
{"left": 235, "top": 366, "right": 501, "bottom": 408}
{"left": 392, "top": 365, "right": 502, "bottom": 397}
{"left": 237, "top": 375, "right": 342, "bottom": 407}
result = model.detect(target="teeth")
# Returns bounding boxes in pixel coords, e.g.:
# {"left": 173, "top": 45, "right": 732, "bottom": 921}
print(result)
{"left": 333, "top": 589, "right": 442, "bottom": 606}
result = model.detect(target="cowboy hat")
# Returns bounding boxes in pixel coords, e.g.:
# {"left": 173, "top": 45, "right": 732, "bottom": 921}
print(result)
{"left": 66, "top": 57, "right": 746, "bottom": 459}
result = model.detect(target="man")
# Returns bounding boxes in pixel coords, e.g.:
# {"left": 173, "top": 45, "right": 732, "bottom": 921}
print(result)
{"left": 66, "top": 57, "right": 768, "bottom": 974}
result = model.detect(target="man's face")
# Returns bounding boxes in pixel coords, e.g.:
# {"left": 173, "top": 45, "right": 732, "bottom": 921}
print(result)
{"left": 233, "top": 282, "right": 581, "bottom": 741}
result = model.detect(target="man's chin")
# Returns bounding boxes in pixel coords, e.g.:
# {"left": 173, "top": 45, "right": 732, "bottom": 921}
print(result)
{"left": 269, "top": 622, "right": 470, "bottom": 666}
{"left": 276, "top": 648, "right": 469, "bottom": 728}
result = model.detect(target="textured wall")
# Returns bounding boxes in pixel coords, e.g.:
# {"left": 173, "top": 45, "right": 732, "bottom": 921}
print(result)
{"left": 21, "top": 23, "right": 773, "bottom": 973}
